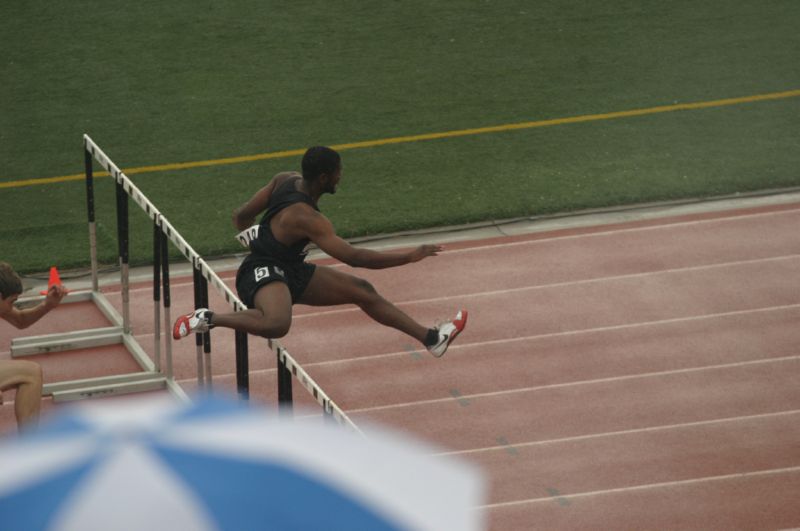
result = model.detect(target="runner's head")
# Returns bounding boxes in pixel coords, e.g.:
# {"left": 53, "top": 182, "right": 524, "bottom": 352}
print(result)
{"left": 0, "top": 262, "right": 23, "bottom": 315}
{"left": 0, "top": 262, "right": 23, "bottom": 300}
{"left": 302, "top": 146, "right": 342, "bottom": 194}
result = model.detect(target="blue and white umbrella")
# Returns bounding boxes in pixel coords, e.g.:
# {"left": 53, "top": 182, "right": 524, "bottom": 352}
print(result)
{"left": 0, "top": 395, "right": 485, "bottom": 531}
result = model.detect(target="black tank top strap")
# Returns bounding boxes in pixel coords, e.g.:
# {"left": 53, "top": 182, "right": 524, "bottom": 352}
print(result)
{"left": 260, "top": 175, "right": 316, "bottom": 225}
{"left": 248, "top": 174, "right": 318, "bottom": 264}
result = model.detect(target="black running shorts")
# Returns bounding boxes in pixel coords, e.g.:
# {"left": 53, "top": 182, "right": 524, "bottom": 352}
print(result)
{"left": 235, "top": 255, "right": 317, "bottom": 308}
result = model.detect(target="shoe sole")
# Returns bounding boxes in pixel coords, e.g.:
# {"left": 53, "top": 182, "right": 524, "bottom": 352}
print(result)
{"left": 431, "top": 310, "right": 468, "bottom": 357}
{"left": 449, "top": 310, "right": 468, "bottom": 344}
{"left": 172, "top": 318, "right": 189, "bottom": 340}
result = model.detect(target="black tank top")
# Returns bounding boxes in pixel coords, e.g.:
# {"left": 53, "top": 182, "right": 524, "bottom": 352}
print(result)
{"left": 249, "top": 174, "right": 318, "bottom": 264}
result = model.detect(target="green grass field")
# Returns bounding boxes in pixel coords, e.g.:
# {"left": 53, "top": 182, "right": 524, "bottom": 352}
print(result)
{"left": 2, "top": 1, "right": 799, "bottom": 275}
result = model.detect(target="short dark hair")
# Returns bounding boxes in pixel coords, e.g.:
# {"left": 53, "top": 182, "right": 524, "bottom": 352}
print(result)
{"left": 0, "top": 262, "right": 23, "bottom": 299}
{"left": 301, "top": 146, "right": 340, "bottom": 180}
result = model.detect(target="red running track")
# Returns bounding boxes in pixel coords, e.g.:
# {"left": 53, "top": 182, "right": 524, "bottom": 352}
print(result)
{"left": 2, "top": 200, "right": 800, "bottom": 529}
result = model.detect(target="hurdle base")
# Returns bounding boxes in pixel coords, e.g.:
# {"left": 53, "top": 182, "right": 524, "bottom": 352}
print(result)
{"left": 10, "top": 289, "right": 186, "bottom": 402}
{"left": 44, "top": 374, "right": 190, "bottom": 403}
{"left": 11, "top": 326, "right": 123, "bottom": 357}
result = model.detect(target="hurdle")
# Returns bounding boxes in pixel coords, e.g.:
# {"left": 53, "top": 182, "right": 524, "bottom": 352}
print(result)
{"left": 67, "top": 134, "right": 361, "bottom": 434}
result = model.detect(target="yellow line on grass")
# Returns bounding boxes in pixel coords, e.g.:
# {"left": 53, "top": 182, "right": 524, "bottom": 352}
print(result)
{"left": 3, "top": 88, "right": 799, "bottom": 190}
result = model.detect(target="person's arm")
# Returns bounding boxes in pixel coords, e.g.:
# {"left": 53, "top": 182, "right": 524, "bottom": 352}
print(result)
{"left": 303, "top": 210, "right": 441, "bottom": 269}
{"left": 232, "top": 173, "right": 292, "bottom": 230}
{"left": 2, "top": 285, "right": 67, "bottom": 330}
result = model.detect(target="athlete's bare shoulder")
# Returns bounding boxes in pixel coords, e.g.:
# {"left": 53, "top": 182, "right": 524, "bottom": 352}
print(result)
{"left": 233, "top": 172, "right": 303, "bottom": 231}
{"left": 272, "top": 171, "right": 302, "bottom": 189}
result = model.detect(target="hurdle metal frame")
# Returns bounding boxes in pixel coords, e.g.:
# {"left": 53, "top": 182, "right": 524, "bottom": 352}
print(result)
{"left": 9, "top": 147, "right": 190, "bottom": 403}
{"left": 18, "top": 134, "right": 361, "bottom": 433}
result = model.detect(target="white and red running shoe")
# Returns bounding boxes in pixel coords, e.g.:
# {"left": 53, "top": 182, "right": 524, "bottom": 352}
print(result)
{"left": 173, "top": 308, "right": 212, "bottom": 339}
{"left": 427, "top": 310, "right": 468, "bottom": 358}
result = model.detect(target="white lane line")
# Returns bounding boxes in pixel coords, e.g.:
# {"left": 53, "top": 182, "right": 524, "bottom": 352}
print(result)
{"left": 479, "top": 465, "right": 800, "bottom": 509}
{"left": 302, "top": 303, "right": 800, "bottom": 368}
{"left": 346, "top": 354, "right": 800, "bottom": 414}
{"left": 437, "top": 409, "right": 800, "bottom": 456}
{"left": 291, "top": 253, "right": 800, "bottom": 319}
{"left": 451, "top": 206, "right": 800, "bottom": 256}
{"left": 153, "top": 302, "right": 800, "bottom": 376}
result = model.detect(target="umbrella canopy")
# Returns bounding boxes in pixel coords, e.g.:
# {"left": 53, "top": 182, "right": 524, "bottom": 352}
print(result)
{"left": 0, "top": 395, "right": 485, "bottom": 531}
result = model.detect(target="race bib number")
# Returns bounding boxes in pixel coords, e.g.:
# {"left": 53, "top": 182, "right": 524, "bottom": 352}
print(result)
{"left": 255, "top": 266, "right": 270, "bottom": 281}
{"left": 255, "top": 266, "right": 285, "bottom": 282}
{"left": 236, "top": 224, "right": 260, "bottom": 248}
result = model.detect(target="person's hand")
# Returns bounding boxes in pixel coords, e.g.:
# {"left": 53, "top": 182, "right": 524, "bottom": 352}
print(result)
{"left": 409, "top": 244, "right": 442, "bottom": 262}
{"left": 43, "top": 284, "right": 68, "bottom": 310}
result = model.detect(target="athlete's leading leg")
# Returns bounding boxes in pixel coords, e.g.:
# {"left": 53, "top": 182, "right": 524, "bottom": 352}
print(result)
{"left": 298, "top": 265, "right": 431, "bottom": 342}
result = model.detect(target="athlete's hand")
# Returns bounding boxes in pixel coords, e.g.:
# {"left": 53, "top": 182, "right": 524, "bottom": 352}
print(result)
{"left": 44, "top": 284, "right": 68, "bottom": 310}
{"left": 409, "top": 244, "right": 442, "bottom": 262}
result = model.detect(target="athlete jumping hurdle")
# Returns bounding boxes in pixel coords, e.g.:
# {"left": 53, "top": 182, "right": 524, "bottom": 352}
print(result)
{"left": 173, "top": 146, "right": 467, "bottom": 357}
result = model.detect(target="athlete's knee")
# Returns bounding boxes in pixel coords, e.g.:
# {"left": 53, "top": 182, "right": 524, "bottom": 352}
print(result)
{"left": 353, "top": 278, "right": 378, "bottom": 299}
{"left": 254, "top": 316, "right": 292, "bottom": 339}
{"left": 5, "top": 361, "right": 42, "bottom": 388}
{"left": 268, "top": 323, "right": 291, "bottom": 338}
{"left": 350, "top": 278, "right": 390, "bottom": 313}
{"left": 22, "top": 361, "right": 42, "bottom": 386}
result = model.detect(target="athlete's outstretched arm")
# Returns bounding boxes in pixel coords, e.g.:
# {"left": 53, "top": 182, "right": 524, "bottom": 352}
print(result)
{"left": 304, "top": 210, "right": 441, "bottom": 269}
{"left": 1, "top": 285, "right": 67, "bottom": 330}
